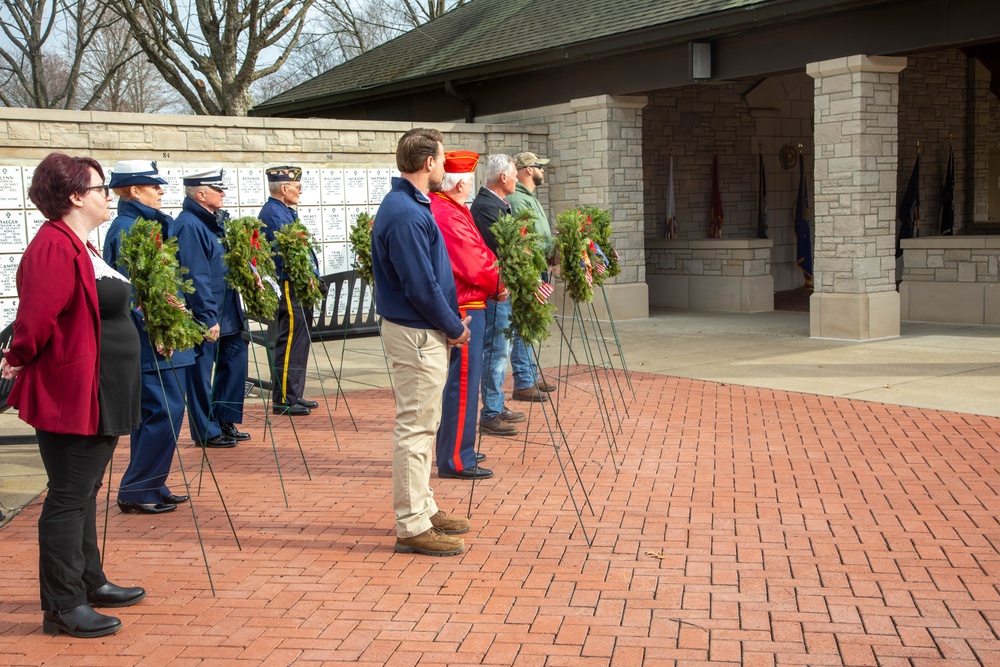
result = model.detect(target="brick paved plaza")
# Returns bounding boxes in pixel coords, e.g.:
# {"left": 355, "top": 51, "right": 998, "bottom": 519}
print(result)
{"left": 1, "top": 363, "right": 999, "bottom": 666}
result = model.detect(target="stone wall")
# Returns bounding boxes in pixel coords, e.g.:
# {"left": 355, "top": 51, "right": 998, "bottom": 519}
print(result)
{"left": 0, "top": 109, "right": 546, "bottom": 327}
{"left": 642, "top": 74, "right": 815, "bottom": 292}
{"left": 645, "top": 239, "right": 774, "bottom": 312}
{"left": 897, "top": 50, "right": 971, "bottom": 234}
{"left": 900, "top": 237, "right": 1000, "bottom": 324}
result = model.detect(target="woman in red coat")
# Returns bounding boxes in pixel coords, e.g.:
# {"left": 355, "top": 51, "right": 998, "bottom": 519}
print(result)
{"left": 0, "top": 153, "right": 144, "bottom": 638}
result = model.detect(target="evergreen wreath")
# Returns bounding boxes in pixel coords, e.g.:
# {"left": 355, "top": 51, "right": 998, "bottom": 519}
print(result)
{"left": 273, "top": 220, "right": 323, "bottom": 309}
{"left": 348, "top": 211, "right": 375, "bottom": 286}
{"left": 117, "top": 217, "right": 205, "bottom": 354}
{"left": 579, "top": 205, "right": 621, "bottom": 280}
{"left": 556, "top": 209, "right": 594, "bottom": 303}
{"left": 491, "top": 210, "right": 555, "bottom": 345}
{"left": 223, "top": 216, "right": 279, "bottom": 321}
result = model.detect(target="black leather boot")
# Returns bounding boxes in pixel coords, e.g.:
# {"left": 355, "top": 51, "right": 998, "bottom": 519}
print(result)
{"left": 42, "top": 604, "right": 121, "bottom": 638}
{"left": 87, "top": 582, "right": 146, "bottom": 608}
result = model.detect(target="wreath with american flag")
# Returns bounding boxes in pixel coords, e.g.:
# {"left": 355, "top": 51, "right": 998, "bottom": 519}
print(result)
{"left": 556, "top": 209, "right": 593, "bottom": 303}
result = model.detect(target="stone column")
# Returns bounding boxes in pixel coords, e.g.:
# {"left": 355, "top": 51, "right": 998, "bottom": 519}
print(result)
{"left": 549, "top": 95, "right": 649, "bottom": 319}
{"left": 475, "top": 95, "right": 649, "bottom": 319}
{"left": 807, "top": 55, "right": 907, "bottom": 340}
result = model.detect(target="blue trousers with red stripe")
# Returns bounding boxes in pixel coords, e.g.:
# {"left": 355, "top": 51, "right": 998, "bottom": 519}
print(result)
{"left": 436, "top": 308, "right": 485, "bottom": 475}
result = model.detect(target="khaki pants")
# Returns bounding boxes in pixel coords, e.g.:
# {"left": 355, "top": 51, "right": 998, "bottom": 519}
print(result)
{"left": 381, "top": 319, "right": 449, "bottom": 538}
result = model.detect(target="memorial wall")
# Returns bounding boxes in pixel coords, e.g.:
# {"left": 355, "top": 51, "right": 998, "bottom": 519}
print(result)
{"left": 0, "top": 109, "right": 537, "bottom": 330}
{"left": 0, "top": 162, "right": 405, "bottom": 329}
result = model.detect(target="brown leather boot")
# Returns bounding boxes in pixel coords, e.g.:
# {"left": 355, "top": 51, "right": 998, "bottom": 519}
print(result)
{"left": 430, "top": 510, "right": 470, "bottom": 535}
{"left": 480, "top": 415, "right": 518, "bottom": 435}
{"left": 394, "top": 528, "right": 465, "bottom": 556}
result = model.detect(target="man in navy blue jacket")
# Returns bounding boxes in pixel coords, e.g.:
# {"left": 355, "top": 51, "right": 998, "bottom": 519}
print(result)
{"left": 173, "top": 167, "right": 247, "bottom": 448}
{"left": 258, "top": 166, "right": 320, "bottom": 416}
{"left": 372, "top": 128, "right": 472, "bottom": 557}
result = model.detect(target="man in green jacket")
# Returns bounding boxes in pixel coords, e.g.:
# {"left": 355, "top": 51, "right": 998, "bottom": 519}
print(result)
{"left": 505, "top": 151, "right": 557, "bottom": 401}
{"left": 508, "top": 152, "right": 554, "bottom": 262}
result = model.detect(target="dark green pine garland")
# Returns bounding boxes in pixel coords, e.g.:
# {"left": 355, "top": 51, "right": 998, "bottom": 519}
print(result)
{"left": 223, "top": 216, "right": 279, "bottom": 321}
{"left": 556, "top": 209, "right": 593, "bottom": 303}
{"left": 579, "top": 205, "right": 621, "bottom": 281}
{"left": 274, "top": 220, "right": 323, "bottom": 309}
{"left": 117, "top": 217, "right": 206, "bottom": 353}
{"left": 491, "top": 210, "right": 555, "bottom": 345}
{"left": 348, "top": 211, "right": 375, "bottom": 286}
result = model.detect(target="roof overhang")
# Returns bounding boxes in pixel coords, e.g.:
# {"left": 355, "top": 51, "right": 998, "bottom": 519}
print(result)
{"left": 253, "top": 0, "right": 1000, "bottom": 121}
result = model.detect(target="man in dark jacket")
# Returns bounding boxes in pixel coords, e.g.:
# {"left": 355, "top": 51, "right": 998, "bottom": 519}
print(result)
{"left": 173, "top": 167, "right": 246, "bottom": 448}
{"left": 258, "top": 165, "right": 320, "bottom": 416}
{"left": 469, "top": 154, "right": 530, "bottom": 436}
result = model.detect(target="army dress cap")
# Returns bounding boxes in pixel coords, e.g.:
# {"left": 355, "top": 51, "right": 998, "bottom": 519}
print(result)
{"left": 109, "top": 160, "right": 168, "bottom": 189}
{"left": 183, "top": 166, "right": 227, "bottom": 189}
{"left": 265, "top": 165, "right": 303, "bottom": 182}
{"left": 443, "top": 150, "right": 479, "bottom": 174}
{"left": 514, "top": 152, "right": 550, "bottom": 169}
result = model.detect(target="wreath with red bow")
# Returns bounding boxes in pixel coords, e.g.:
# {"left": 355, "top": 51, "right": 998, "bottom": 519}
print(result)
{"left": 556, "top": 209, "right": 593, "bottom": 303}
{"left": 274, "top": 220, "right": 323, "bottom": 309}
{"left": 118, "top": 217, "right": 206, "bottom": 353}
{"left": 491, "top": 210, "right": 555, "bottom": 345}
{"left": 223, "top": 216, "right": 279, "bottom": 321}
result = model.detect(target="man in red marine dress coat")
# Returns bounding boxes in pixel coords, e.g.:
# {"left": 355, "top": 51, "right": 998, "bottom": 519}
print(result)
{"left": 430, "top": 150, "right": 511, "bottom": 480}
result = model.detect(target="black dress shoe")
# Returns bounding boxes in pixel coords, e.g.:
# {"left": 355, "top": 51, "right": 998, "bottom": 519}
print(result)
{"left": 297, "top": 398, "right": 319, "bottom": 409}
{"left": 118, "top": 500, "right": 176, "bottom": 514}
{"left": 439, "top": 465, "right": 494, "bottom": 480}
{"left": 273, "top": 403, "right": 310, "bottom": 416}
{"left": 42, "top": 605, "right": 121, "bottom": 638}
{"left": 202, "top": 434, "right": 238, "bottom": 448}
{"left": 87, "top": 582, "right": 146, "bottom": 608}
{"left": 220, "top": 422, "right": 251, "bottom": 441}
{"left": 163, "top": 494, "right": 189, "bottom": 505}
{"left": 476, "top": 452, "right": 486, "bottom": 463}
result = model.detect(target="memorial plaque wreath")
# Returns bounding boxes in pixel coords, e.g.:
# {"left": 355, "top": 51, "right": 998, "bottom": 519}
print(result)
{"left": 579, "top": 205, "right": 621, "bottom": 282}
{"left": 118, "top": 218, "right": 205, "bottom": 353}
{"left": 491, "top": 210, "right": 555, "bottom": 345}
{"left": 556, "top": 209, "right": 593, "bottom": 303}
{"left": 348, "top": 211, "right": 374, "bottom": 287}
{"left": 274, "top": 220, "right": 323, "bottom": 309}
{"left": 223, "top": 216, "right": 279, "bottom": 321}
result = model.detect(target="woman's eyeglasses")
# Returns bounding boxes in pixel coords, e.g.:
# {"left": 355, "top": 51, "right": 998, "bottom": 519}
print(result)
{"left": 85, "top": 184, "right": 111, "bottom": 197}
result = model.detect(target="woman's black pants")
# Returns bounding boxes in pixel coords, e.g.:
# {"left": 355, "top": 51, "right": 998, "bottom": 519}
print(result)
{"left": 35, "top": 429, "right": 117, "bottom": 612}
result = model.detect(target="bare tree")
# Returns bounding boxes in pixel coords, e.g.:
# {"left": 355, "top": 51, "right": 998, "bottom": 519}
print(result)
{"left": 112, "top": 0, "right": 316, "bottom": 116}
{"left": 80, "top": 18, "right": 176, "bottom": 113}
{"left": 397, "top": 0, "right": 465, "bottom": 27}
{"left": 251, "top": 0, "right": 463, "bottom": 101}
{"left": 0, "top": 0, "right": 131, "bottom": 109}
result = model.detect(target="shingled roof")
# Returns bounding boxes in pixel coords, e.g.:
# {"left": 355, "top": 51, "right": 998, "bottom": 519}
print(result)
{"left": 253, "top": 0, "right": 779, "bottom": 115}
{"left": 252, "top": 0, "right": 998, "bottom": 119}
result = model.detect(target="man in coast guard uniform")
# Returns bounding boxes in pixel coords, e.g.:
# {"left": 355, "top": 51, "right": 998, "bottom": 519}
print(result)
{"left": 173, "top": 167, "right": 248, "bottom": 448}
{"left": 103, "top": 160, "right": 193, "bottom": 514}
{"left": 258, "top": 166, "right": 320, "bottom": 416}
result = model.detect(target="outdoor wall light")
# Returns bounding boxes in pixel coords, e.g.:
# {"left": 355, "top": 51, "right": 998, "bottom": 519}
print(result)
{"left": 690, "top": 41, "right": 712, "bottom": 80}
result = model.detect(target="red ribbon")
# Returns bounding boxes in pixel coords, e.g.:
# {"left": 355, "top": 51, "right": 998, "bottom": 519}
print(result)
{"left": 250, "top": 229, "right": 260, "bottom": 267}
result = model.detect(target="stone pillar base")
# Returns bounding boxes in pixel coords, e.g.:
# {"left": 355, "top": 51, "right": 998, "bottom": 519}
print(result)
{"left": 553, "top": 281, "right": 649, "bottom": 320}
{"left": 810, "top": 291, "right": 900, "bottom": 340}
{"left": 647, "top": 274, "right": 774, "bottom": 313}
